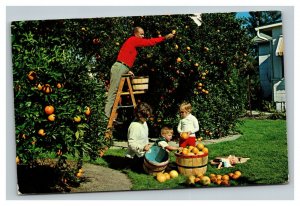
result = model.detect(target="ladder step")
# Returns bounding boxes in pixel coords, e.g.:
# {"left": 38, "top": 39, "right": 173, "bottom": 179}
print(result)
{"left": 121, "top": 91, "right": 146, "bottom": 95}
{"left": 117, "top": 105, "right": 135, "bottom": 109}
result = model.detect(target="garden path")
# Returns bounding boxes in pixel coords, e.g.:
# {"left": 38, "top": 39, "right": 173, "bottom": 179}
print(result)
{"left": 70, "top": 163, "right": 132, "bottom": 193}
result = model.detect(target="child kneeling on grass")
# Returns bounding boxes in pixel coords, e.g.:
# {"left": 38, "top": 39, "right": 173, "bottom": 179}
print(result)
{"left": 155, "top": 126, "right": 182, "bottom": 152}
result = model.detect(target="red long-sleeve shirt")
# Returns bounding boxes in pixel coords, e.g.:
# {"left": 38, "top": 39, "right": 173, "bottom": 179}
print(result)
{"left": 117, "top": 36, "right": 165, "bottom": 68}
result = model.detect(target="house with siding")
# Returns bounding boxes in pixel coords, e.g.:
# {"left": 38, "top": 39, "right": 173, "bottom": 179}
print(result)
{"left": 253, "top": 22, "right": 285, "bottom": 111}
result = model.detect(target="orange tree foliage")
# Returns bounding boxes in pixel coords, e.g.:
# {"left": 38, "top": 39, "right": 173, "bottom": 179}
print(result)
{"left": 12, "top": 13, "right": 253, "bottom": 168}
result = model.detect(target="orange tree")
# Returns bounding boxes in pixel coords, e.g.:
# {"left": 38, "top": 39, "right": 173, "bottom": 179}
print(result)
{"left": 12, "top": 13, "right": 253, "bottom": 178}
{"left": 12, "top": 19, "right": 109, "bottom": 184}
{"left": 130, "top": 13, "right": 253, "bottom": 138}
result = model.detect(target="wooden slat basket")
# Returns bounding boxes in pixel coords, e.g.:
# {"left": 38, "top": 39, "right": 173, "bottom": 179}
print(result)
{"left": 143, "top": 146, "right": 169, "bottom": 176}
{"left": 132, "top": 76, "right": 149, "bottom": 91}
{"left": 175, "top": 152, "right": 208, "bottom": 176}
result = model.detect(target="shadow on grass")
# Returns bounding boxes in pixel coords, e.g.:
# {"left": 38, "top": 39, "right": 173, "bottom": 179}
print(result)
{"left": 102, "top": 155, "right": 146, "bottom": 174}
{"left": 17, "top": 164, "right": 70, "bottom": 194}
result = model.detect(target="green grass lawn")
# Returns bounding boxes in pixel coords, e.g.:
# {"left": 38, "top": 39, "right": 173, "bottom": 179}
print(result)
{"left": 91, "top": 119, "right": 289, "bottom": 190}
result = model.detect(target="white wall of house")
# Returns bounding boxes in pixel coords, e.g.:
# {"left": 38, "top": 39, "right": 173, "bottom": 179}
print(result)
{"left": 258, "top": 42, "right": 272, "bottom": 99}
{"left": 256, "top": 23, "right": 285, "bottom": 111}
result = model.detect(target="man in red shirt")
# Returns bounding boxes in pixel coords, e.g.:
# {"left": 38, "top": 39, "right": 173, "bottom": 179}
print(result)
{"left": 105, "top": 27, "right": 174, "bottom": 119}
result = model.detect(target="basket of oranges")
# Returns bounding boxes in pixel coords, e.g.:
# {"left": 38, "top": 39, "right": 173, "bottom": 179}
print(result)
{"left": 175, "top": 143, "right": 209, "bottom": 176}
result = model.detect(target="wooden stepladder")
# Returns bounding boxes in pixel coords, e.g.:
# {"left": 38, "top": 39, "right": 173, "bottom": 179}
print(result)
{"left": 106, "top": 74, "right": 146, "bottom": 130}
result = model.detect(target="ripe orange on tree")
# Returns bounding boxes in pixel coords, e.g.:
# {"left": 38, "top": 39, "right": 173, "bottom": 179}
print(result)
{"left": 38, "top": 129, "right": 46, "bottom": 136}
{"left": 74, "top": 116, "right": 81, "bottom": 123}
{"left": 56, "top": 83, "right": 63, "bottom": 88}
{"left": 16, "top": 156, "right": 20, "bottom": 164}
{"left": 27, "top": 71, "right": 36, "bottom": 81}
{"left": 48, "top": 114, "right": 55, "bottom": 121}
{"left": 84, "top": 107, "right": 91, "bottom": 116}
{"left": 44, "top": 105, "right": 55, "bottom": 115}
{"left": 42, "top": 84, "right": 52, "bottom": 94}
{"left": 37, "top": 83, "right": 43, "bottom": 90}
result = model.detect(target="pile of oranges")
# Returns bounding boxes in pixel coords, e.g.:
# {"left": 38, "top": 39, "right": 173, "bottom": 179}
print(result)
{"left": 209, "top": 170, "right": 242, "bottom": 186}
{"left": 156, "top": 170, "right": 179, "bottom": 183}
{"left": 177, "top": 142, "right": 209, "bottom": 156}
{"left": 186, "top": 170, "right": 242, "bottom": 186}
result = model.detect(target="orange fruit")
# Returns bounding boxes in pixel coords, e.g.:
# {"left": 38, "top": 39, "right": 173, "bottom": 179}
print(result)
{"left": 209, "top": 173, "right": 216, "bottom": 178}
{"left": 37, "top": 83, "right": 43, "bottom": 90}
{"left": 200, "top": 176, "right": 211, "bottom": 185}
{"left": 232, "top": 174, "right": 240, "bottom": 180}
{"left": 222, "top": 175, "right": 230, "bottom": 181}
{"left": 27, "top": 71, "right": 36, "bottom": 81}
{"left": 197, "top": 151, "right": 205, "bottom": 155}
{"left": 216, "top": 179, "right": 222, "bottom": 185}
{"left": 210, "top": 177, "right": 217, "bottom": 183}
{"left": 196, "top": 143, "right": 204, "bottom": 150}
{"left": 202, "top": 147, "right": 209, "bottom": 154}
{"left": 192, "top": 147, "right": 199, "bottom": 154}
{"left": 221, "top": 180, "right": 230, "bottom": 186}
{"left": 196, "top": 173, "right": 204, "bottom": 178}
{"left": 48, "top": 114, "right": 55, "bottom": 121}
{"left": 57, "top": 83, "right": 62, "bottom": 88}
{"left": 42, "top": 84, "right": 52, "bottom": 94}
{"left": 74, "top": 116, "right": 81, "bottom": 123}
{"left": 194, "top": 177, "right": 200, "bottom": 183}
{"left": 228, "top": 173, "right": 234, "bottom": 178}
{"left": 180, "top": 132, "right": 189, "bottom": 139}
{"left": 16, "top": 156, "right": 20, "bottom": 164}
{"left": 187, "top": 175, "right": 196, "bottom": 185}
{"left": 164, "top": 173, "right": 171, "bottom": 180}
{"left": 38, "top": 129, "right": 46, "bottom": 136}
{"left": 169, "top": 170, "right": 179, "bottom": 178}
{"left": 216, "top": 174, "right": 222, "bottom": 180}
{"left": 176, "top": 57, "right": 182, "bottom": 63}
{"left": 182, "top": 148, "right": 189, "bottom": 155}
{"left": 76, "top": 172, "right": 82, "bottom": 178}
{"left": 157, "top": 174, "right": 167, "bottom": 183}
{"left": 44, "top": 105, "right": 55, "bottom": 115}
{"left": 234, "top": 170, "right": 242, "bottom": 177}
{"left": 85, "top": 107, "right": 91, "bottom": 116}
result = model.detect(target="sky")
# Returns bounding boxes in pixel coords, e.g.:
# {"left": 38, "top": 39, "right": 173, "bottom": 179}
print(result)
{"left": 236, "top": 12, "right": 251, "bottom": 19}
